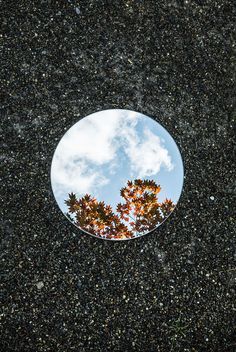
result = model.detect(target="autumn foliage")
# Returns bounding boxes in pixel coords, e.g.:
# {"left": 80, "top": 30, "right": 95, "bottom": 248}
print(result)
{"left": 65, "top": 179, "right": 175, "bottom": 240}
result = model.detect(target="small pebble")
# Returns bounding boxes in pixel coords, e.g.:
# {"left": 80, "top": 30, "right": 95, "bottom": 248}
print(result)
{"left": 36, "top": 281, "right": 44, "bottom": 290}
{"left": 75, "top": 7, "right": 80, "bottom": 15}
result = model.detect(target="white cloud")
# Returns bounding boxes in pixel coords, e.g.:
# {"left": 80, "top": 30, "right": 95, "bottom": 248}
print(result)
{"left": 51, "top": 156, "right": 109, "bottom": 199}
{"left": 54, "top": 110, "right": 121, "bottom": 165}
{"left": 124, "top": 128, "right": 174, "bottom": 178}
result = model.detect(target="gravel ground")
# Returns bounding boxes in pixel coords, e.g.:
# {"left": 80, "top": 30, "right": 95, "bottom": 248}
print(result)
{"left": 1, "top": 1, "right": 235, "bottom": 351}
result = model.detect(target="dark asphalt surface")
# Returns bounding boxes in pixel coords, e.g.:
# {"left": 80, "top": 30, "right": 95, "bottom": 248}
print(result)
{"left": 1, "top": 1, "right": 236, "bottom": 351}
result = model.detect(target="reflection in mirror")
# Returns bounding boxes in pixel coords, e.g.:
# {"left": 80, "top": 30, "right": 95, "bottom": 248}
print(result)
{"left": 51, "top": 109, "right": 184, "bottom": 240}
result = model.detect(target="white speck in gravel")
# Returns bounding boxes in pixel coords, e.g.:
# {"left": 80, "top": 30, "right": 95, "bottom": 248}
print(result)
{"left": 75, "top": 7, "right": 80, "bottom": 15}
{"left": 210, "top": 196, "right": 215, "bottom": 200}
{"left": 36, "top": 281, "right": 44, "bottom": 290}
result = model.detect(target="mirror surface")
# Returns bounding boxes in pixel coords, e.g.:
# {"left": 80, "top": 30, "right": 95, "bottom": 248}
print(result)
{"left": 51, "top": 109, "right": 184, "bottom": 240}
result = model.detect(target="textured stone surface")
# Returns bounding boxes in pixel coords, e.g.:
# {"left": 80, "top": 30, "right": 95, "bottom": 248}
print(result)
{"left": 1, "top": 0, "right": 235, "bottom": 351}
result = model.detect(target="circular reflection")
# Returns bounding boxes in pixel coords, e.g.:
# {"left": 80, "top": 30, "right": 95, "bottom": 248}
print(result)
{"left": 51, "top": 109, "right": 184, "bottom": 240}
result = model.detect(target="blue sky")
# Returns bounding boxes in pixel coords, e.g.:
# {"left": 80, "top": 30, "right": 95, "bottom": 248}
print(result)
{"left": 51, "top": 109, "right": 184, "bottom": 216}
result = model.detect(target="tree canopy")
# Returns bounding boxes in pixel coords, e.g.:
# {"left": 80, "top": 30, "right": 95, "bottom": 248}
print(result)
{"left": 65, "top": 179, "right": 175, "bottom": 239}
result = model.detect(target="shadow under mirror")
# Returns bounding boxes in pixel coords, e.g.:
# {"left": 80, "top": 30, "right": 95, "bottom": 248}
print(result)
{"left": 51, "top": 109, "right": 184, "bottom": 240}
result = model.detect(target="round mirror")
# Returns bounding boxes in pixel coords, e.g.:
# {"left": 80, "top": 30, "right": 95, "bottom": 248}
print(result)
{"left": 51, "top": 109, "right": 184, "bottom": 240}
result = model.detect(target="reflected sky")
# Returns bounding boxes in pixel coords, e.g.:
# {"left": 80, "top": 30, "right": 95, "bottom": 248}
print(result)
{"left": 51, "top": 109, "right": 184, "bottom": 215}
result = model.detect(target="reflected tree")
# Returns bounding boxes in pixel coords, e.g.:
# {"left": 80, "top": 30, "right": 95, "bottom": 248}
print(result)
{"left": 65, "top": 179, "right": 175, "bottom": 239}
{"left": 65, "top": 193, "right": 133, "bottom": 239}
{"left": 117, "top": 179, "right": 175, "bottom": 235}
